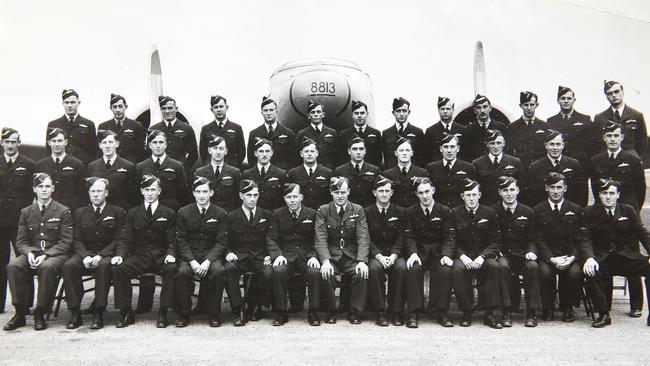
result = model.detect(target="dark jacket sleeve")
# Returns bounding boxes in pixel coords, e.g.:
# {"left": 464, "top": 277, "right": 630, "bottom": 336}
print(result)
{"left": 205, "top": 211, "right": 228, "bottom": 262}
{"left": 578, "top": 209, "right": 595, "bottom": 260}
{"left": 354, "top": 208, "right": 370, "bottom": 263}
{"left": 175, "top": 210, "right": 195, "bottom": 262}
{"left": 266, "top": 212, "right": 283, "bottom": 260}
{"left": 403, "top": 212, "right": 418, "bottom": 256}
{"left": 72, "top": 210, "right": 90, "bottom": 258}
{"left": 480, "top": 211, "right": 501, "bottom": 258}
{"left": 314, "top": 206, "right": 331, "bottom": 262}
{"left": 44, "top": 209, "right": 73, "bottom": 257}
{"left": 116, "top": 211, "right": 133, "bottom": 258}
{"left": 441, "top": 207, "right": 456, "bottom": 258}
{"left": 166, "top": 212, "right": 177, "bottom": 257}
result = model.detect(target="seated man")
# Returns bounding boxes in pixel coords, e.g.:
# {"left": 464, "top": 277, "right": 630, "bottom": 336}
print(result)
{"left": 62, "top": 177, "right": 126, "bottom": 330}
{"left": 315, "top": 177, "right": 370, "bottom": 324}
{"left": 4, "top": 173, "right": 72, "bottom": 331}
{"left": 582, "top": 179, "right": 650, "bottom": 328}
{"left": 111, "top": 175, "right": 178, "bottom": 328}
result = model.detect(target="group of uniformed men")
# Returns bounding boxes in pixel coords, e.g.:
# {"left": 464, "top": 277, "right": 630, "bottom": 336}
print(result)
{"left": 1, "top": 80, "right": 649, "bottom": 332}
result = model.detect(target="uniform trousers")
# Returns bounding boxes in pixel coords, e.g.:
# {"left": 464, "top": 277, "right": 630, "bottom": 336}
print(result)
{"left": 7, "top": 255, "right": 67, "bottom": 309}
{"left": 174, "top": 259, "right": 226, "bottom": 317}
{"left": 321, "top": 254, "right": 368, "bottom": 312}
{"left": 407, "top": 256, "right": 453, "bottom": 312}
{"left": 224, "top": 256, "right": 272, "bottom": 311}
{"left": 497, "top": 256, "right": 542, "bottom": 310}
{"left": 61, "top": 254, "right": 112, "bottom": 310}
{"left": 0, "top": 226, "right": 18, "bottom": 312}
{"left": 539, "top": 260, "right": 582, "bottom": 311}
{"left": 452, "top": 258, "right": 508, "bottom": 312}
{"left": 585, "top": 254, "right": 650, "bottom": 313}
{"left": 272, "top": 258, "right": 322, "bottom": 311}
{"left": 368, "top": 257, "right": 408, "bottom": 312}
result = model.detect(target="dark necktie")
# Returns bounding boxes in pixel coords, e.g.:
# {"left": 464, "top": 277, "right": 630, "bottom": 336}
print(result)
{"left": 444, "top": 162, "right": 451, "bottom": 174}
{"left": 95, "top": 207, "right": 101, "bottom": 218}
{"left": 554, "top": 159, "right": 560, "bottom": 168}
{"left": 425, "top": 208, "right": 431, "bottom": 219}
{"left": 401, "top": 167, "right": 407, "bottom": 177}
{"left": 354, "top": 164, "right": 360, "bottom": 174}
{"left": 268, "top": 126, "right": 274, "bottom": 136}
{"left": 292, "top": 212, "right": 298, "bottom": 222}
{"left": 308, "top": 167, "right": 313, "bottom": 177}
{"left": 357, "top": 128, "right": 363, "bottom": 136}
{"left": 55, "top": 157, "right": 61, "bottom": 165}
{"left": 7, "top": 159, "right": 14, "bottom": 169}
{"left": 146, "top": 204, "right": 153, "bottom": 218}
{"left": 608, "top": 210, "right": 614, "bottom": 221}
{"left": 166, "top": 123, "right": 172, "bottom": 131}
{"left": 154, "top": 158, "right": 161, "bottom": 169}
{"left": 314, "top": 126, "right": 320, "bottom": 135}
{"left": 444, "top": 124, "right": 451, "bottom": 133}
{"left": 553, "top": 204, "right": 559, "bottom": 215}
{"left": 40, "top": 204, "right": 46, "bottom": 216}
{"left": 338, "top": 207, "right": 344, "bottom": 219}
{"left": 609, "top": 153, "right": 615, "bottom": 162}
{"left": 506, "top": 207, "right": 512, "bottom": 216}
{"left": 214, "top": 166, "right": 221, "bottom": 178}
{"left": 493, "top": 158, "right": 499, "bottom": 169}
{"left": 563, "top": 114, "right": 568, "bottom": 120}
{"left": 260, "top": 166, "right": 266, "bottom": 177}
{"left": 201, "top": 208, "right": 206, "bottom": 218}
{"left": 615, "top": 110, "right": 621, "bottom": 121}
{"left": 248, "top": 210, "right": 254, "bottom": 224}
{"left": 219, "top": 122, "right": 224, "bottom": 129}
{"left": 468, "top": 210, "right": 475, "bottom": 219}
{"left": 69, "top": 117, "right": 75, "bottom": 124}
{"left": 380, "top": 208, "right": 387, "bottom": 220}
{"left": 398, "top": 123, "right": 404, "bottom": 135}
{"left": 105, "top": 160, "right": 112, "bottom": 170}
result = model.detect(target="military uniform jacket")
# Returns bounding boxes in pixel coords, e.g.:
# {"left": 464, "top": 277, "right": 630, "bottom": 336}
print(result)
{"left": 266, "top": 206, "right": 317, "bottom": 261}
{"left": 423, "top": 121, "right": 466, "bottom": 164}
{"left": 286, "top": 164, "right": 333, "bottom": 209}
{"left": 247, "top": 123, "right": 297, "bottom": 170}
{"left": 491, "top": 203, "right": 535, "bottom": 257}
{"left": 194, "top": 163, "right": 241, "bottom": 212}
{"left": 461, "top": 120, "right": 507, "bottom": 162}
{"left": 334, "top": 161, "right": 381, "bottom": 208}
{"left": 198, "top": 119, "right": 245, "bottom": 168}
{"left": 533, "top": 200, "right": 584, "bottom": 262}
{"left": 365, "top": 204, "right": 406, "bottom": 257}
{"left": 46, "top": 115, "right": 98, "bottom": 165}
{"left": 427, "top": 159, "right": 476, "bottom": 209}
{"left": 314, "top": 202, "right": 370, "bottom": 263}
{"left": 381, "top": 123, "right": 425, "bottom": 168}
{"left": 590, "top": 150, "right": 645, "bottom": 210}
{"left": 72, "top": 204, "right": 126, "bottom": 258}
{"left": 36, "top": 155, "right": 88, "bottom": 211}
{"left": 452, "top": 205, "right": 501, "bottom": 259}
{"left": 547, "top": 111, "right": 593, "bottom": 164}
{"left": 117, "top": 203, "right": 177, "bottom": 258}
{"left": 526, "top": 155, "right": 587, "bottom": 207}
{"left": 580, "top": 203, "right": 650, "bottom": 262}
{"left": 224, "top": 207, "right": 272, "bottom": 260}
{"left": 472, "top": 154, "right": 526, "bottom": 206}
{"left": 296, "top": 124, "right": 340, "bottom": 170}
{"left": 97, "top": 118, "right": 146, "bottom": 163}
{"left": 0, "top": 154, "right": 35, "bottom": 227}
{"left": 16, "top": 200, "right": 72, "bottom": 258}
{"left": 505, "top": 117, "right": 549, "bottom": 168}
{"left": 382, "top": 164, "right": 427, "bottom": 208}
{"left": 403, "top": 202, "right": 455, "bottom": 260}
{"left": 135, "top": 156, "right": 189, "bottom": 211}
{"left": 149, "top": 121, "right": 199, "bottom": 172}
{"left": 176, "top": 203, "right": 228, "bottom": 263}
{"left": 87, "top": 156, "right": 137, "bottom": 209}
{"left": 338, "top": 125, "right": 383, "bottom": 167}
{"left": 593, "top": 105, "right": 647, "bottom": 157}
{"left": 241, "top": 164, "right": 286, "bottom": 211}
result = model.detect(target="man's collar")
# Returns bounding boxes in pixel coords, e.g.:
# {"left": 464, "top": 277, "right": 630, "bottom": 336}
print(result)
{"left": 611, "top": 103, "right": 626, "bottom": 115}
{"left": 304, "top": 163, "right": 317, "bottom": 172}
{"left": 165, "top": 119, "right": 177, "bottom": 127}
{"left": 395, "top": 121, "right": 409, "bottom": 129}
{"left": 66, "top": 113, "right": 79, "bottom": 121}
{"left": 38, "top": 199, "right": 53, "bottom": 209}
{"left": 444, "top": 158, "right": 456, "bottom": 167}
{"left": 547, "top": 154, "right": 562, "bottom": 163}
{"left": 211, "top": 160, "right": 224, "bottom": 169}
{"left": 145, "top": 200, "right": 159, "bottom": 212}
{"left": 197, "top": 203, "right": 210, "bottom": 211}
{"left": 560, "top": 110, "right": 573, "bottom": 119}
{"left": 502, "top": 202, "right": 517, "bottom": 212}
{"left": 548, "top": 199, "right": 564, "bottom": 210}
{"left": 376, "top": 203, "right": 390, "bottom": 212}
{"left": 242, "top": 205, "right": 256, "bottom": 216}
{"left": 609, "top": 148, "right": 622, "bottom": 158}
{"left": 4, "top": 153, "right": 18, "bottom": 163}
{"left": 334, "top": 202, "right": 348, "bottom": 212}
{"left": 104, "top": 155, "right": 117, "bottom": 165}
{"left": 257, "top": 162, "right": 270, "bottom": 171}
{"left": 152, "top": 154, "right": 166, "bottom": 163}
{"left": 490, "top": 153, "right": 503, "bottom": 162}
{"left": 397, "top": 162, "right": 411, "bottom": 170}
{"left": 351, "top": 160, "right": 364, "bottom": 168}
{"left": 52, "top": 153, "right": 66, "bottom": 161}
{"left": 94, "top": 202, "right": 107, "bottom": 212}
{"left": 264, "top": 121, "right": 277, "bottom": 130}
{"left": 419, "top": 202, "right": 434, "bottom": 212}
{"left": 114, "top": 117, "right": 126, "bottom": 124}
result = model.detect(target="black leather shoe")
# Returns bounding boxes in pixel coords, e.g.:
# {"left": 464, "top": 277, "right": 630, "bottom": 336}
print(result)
{"left": 90, "top": 312, "right": 104, "bottom": 330}
{"left": 156, "top": 312, "right": 169, "bottom": 328}
{"left": 208, "top": 315, "right": 222, "bottom": 327}
{"left": 348, "top": 310, "right": 361, "bottom": 324}
{"left": 541, "top": 308, "right": 554, "bottom": 321}
{"left": 66, "top": 312, "right": 83, "bottom": 329}
{"left": 33, "top": 311, "right": 47, "bottom": 331}
{"left": 437, "top": 311, "right": 454, "bottom": 327}
{"left": 591, "top": 314, "right": 611, "bottom": 328}
{"left": 308, "top": 311, "right": 321, "bottom": 326}
{"left": 176, "top": 315, "right": 190, "bottom": 328}
{"left": 525, "top": 316, "right": 538, "bottom": 327}
{"left": 392, "top": 312, "right": 403, "bottom": 326}
{"left": 483, "top": 313, "right": 503, "bottom": 329}
{"left": 3, "top": 314, "right": 26, "bottom": 331}
{"left": 273, "top": 312, "right": 288, "bottom": 326}
{"left": 460, "top": 312, "right": 472, "bottom": 327}
{"left": 325, "top": 312, "right": 337, "bottom": 324}
{"left": 501, "top": 312, "right": 512, "bottom": 328}
{"left": 561, "top": 308, "right": 576, "bottom": 323}
{"left": 376, "top": 312, "right": 388, "bottom": 326}
{"left": 233, "top": 309, "right": 246, "bottom": 326}
{"left": 629, "top": 309, "right": 643, "bottom": 318}
{"left": 116, "top": 312, "right": 135, "bottom": 328}
{"left": 405, "top": 313, "right": 418, "bottom": 328}
{"left": 248, "top": 305, "right": 263, "bottom": 322}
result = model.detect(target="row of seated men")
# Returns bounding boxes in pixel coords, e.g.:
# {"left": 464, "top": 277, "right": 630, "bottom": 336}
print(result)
{"left": 2, "top": 166, "right": 650, "bottom": 332}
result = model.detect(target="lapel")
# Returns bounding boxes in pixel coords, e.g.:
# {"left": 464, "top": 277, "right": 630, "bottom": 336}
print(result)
{"left": 145, "top": 203, "right": 160, "bottom": 225}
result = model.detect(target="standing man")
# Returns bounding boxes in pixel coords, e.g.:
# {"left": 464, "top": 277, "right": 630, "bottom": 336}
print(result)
{"left": 533, "top": 172, "right": 584, "bottom": 322}
{"left": 423, "top": 97, "right": 466, "bottom": 164}
{"left": 46, "top": 89, "right": 97, "bottom": 165}
{"left": 546, "top": 86, "right": 593, "bottom": 166}
{"left": 149, "top": 95, "right": 198, "bottom": 174}
{"left": 194, "top": 136, "right": 241, "bottom": 212}
{"left": 61, "top": 177, "right": 125, "bottom": 329}
{"left": 287, "top": 138, "right": 333, "bottom": 210}
{"left": 296, "top": 101, "right": 339, "bottom": 170}
{"left": 198, "top": 95, "right": 245, "bottom": 168}
{"left": 427, "top": 133, "right": 475, "bottom": 209}
{"left": 37, "top": 128, "right": 88, "bottom": 211}
{"left": 403, "top": 177, "right": 456, "bottom": 328}
{"left": 247, "top": 97, "right": 297, "bottom": 170}
{"left": 111, "top": 175, "right": 178, "bottom": 328}
{"left": 334, "top": 137, "right": 381, "bottom": 208}
{"left": 593, "top": 80, "right": 647, "bottom": 158}
{"left": 174, "top": 177, "right": 228, "bottom": 327}
{"left": 97, "top": 94, "right": 146, "bottom": 164}
{"left": 382, "top": 138, "right": 427, "bottom": 208}
{"left": 0, "top": 128, "right": 35, "bottom": 313}
{"left": 3, "top": 173, "right": 72, "bottom": 331}
{"left": 315, "top": 177, "right": 370, "bottom": 324}
{"left": 505, "top": 91, "right": 549, "bottom": 169}
{"left": 382, "top": 97, "right": 424, "bottom": 168}
{"left": 338, "top": 100, "right": 382, "bottom": 167}
{"left": 242, "top": 138, "right": 287, "bottom": 211}
{"left": 462, "top": 95, "right": 507, "bottom": 162}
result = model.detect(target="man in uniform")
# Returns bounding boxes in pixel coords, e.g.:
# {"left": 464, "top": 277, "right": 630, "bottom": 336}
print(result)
{"left": 382, "top": 97, "right": 424, "bottom": 168}
{"left": 382, "top": 138, "right": 426, "bottom": 208}
{"left": 505, "top": 91, "right": 549, "bottom": 169}
{"left": 198, "top": 95, "right": 245, "bottom": 168}
{"left": 534, "top": 172, "right": 584, "bottom": 322}
{"left": 46, "top": 89, "right": 97, "bottom": 165}
{"left": 37, "top": 128, "right": 88, "bottom": 211}
{"left": 462, "top": 95, "right": 507, "bottom": 162}
{"left": 593, "top": 80, "right": 647, "bottom": 158}
{"left": 472, "top": 130, "right": 525, "bottom": 206}
{"left": 334, "top": 136, "right": 381, "bottom": 208}
{"left": 582, "top": 179, "right": 650, "bottom": 327}
{"left": 88, "top": 130, "right": 137, "bottom": 210}
{"left": 338, "top": 100, "right": 382, "bottom": 167}
{"left": 174, "top": 177, "right": 228, "bottom": 327}
{"left": 546, "top": 86, "right": 593, "bottom": 166}
{"left": 0, "top": 128, "right": 35, "bottom": 313}
{"left": 287, "top": 138, "right": 333, "bottom": 210}
{"left": 3, "top": 173, "right": 72, "bottom": 331}
{"left": 315, "top": 177, "right": 370, "bottom": 324}
{"left": 111, "top": 175, "right": 178, "bottom": 328}
{"left": 194, "top": 135, "right": 241, "bottom": 212}
{"left": 296, "top": 101, "right": 339, "bottom": 170}
{"left": 267, "top": 183, "right": 322, "bottom": 326}
{"left": 247, "top": 97, "right": 297, "bottom": 170}
{"left": 242, "top": 138, "right": 287, "bottom": 211}
{"left": 149, "top": 95, "right": 198, "bottom": 174}
{"left": 423, "top": 97, "right": 466, "bottom": 164}
{"left": 223, "top": 180, "right": 273, "bottom": 326}
{"left": 61, "top": 177, "right": 125, "bottom": 329}
{"left": 493, "top": 177, "right": 541, "bottom": 327}
{"left": 427, "top": 133, "right": 475, "bottom": 209}
{"left": 97, "top": 94, "right": 146, "bottom": 163}
{"left": 403, "top": 177, "right": 455, "bottom": 328}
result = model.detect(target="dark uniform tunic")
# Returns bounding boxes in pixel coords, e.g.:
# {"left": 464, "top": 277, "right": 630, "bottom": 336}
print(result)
{"left": 193, "top": 163, "right": 241, "bottom": 212}
{"left": 461, "top": 120, "right": 507, "bottom": 162}
{"left": 241, "top": 164, "right": 287, "bottom": 211}
{"left": 97, "top": 118, "right": 147, "bottom": 163}
{"left": 590, "top": 150, "right": 646, "bottom": 211}
{"left": 198, "top": 119, "right": 246, "bottom": 168}
{"left": 247, "top": 123, "right": 297, "bottom": 171}
{"left": 36, "top": 155, "right": 88, "bottom": 211}
{"left": 427, "top": 159, "right": 476, "bottom": 209}
{"left": 547, "top": 111, "right": 593, "bottom": 165}
{"left": 46, "top": 115, "right": 98, "bottom": 165}
{"left": 423, "top": 122, "right": 466, "bottom": 164}
{"left": 526, "top": 155, "right": 587, "bottom": 207}
{"left": 286, "top": 164, "right": 333, "bottom": 210}
{"left": 472, "top": 154, "right": 526, "bottom": 206}
{"left": 381, "top": 123, "right": 425, "bottom": 168}
{"left": 382, "top": 164, "right": 427, "bottom": 208}
{"left": 135, "top": 156, "right": 189, "bottom": 211}
{"left": 337, "top": 125, "right": 383, "bottom": 167}
{"left": 593, "top": 106, "right": 647, "bottom": 158}
{"left": 296, "top": 124, "right": 340, "bottom": 170}
{"left": 149, "top": 120, "right": 199, "bottom": 174}
{"left": 334, "top": 162, "right": 380, "bottom": 208}
{"left": 87, "top": 156, "right": 137, "bottom": 209}
{"left": 505, "top": 117, "right": 549, "bottom": 169}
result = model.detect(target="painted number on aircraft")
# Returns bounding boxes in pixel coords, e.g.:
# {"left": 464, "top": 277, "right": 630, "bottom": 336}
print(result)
{"left": 310, "top": 81, "right": 336, "bottom": 96}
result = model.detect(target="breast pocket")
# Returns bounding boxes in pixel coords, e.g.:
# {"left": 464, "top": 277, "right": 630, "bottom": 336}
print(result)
{"left": 161, "top": 170, "right": 177, "bottom": 180}
{"left": 219, "top": 177, "right": 234, "bottom": 186}
{"left": 121, "top": 130, "right": 135, "bottom": 139}
{"left": 100, "top": 219, "right": 117, "bottom": 230}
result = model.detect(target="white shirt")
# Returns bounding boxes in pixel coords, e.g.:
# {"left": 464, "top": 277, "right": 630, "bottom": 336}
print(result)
{"left": 93, "top": 202, "right": 107, "bottom": 214}
{"left": 152, "top": 154, "right": 167, "bottom": 164}
{"left": 265, "top": 121, "right": 278, "bottom": 134}
{"left": 489, "top": 153, "right": 503, "bottom": 164}
{"left": 303, "top": 164, "right": 317, "bottom": 173}
{"left": 502, "top": 202, "right": 517, "bottom": 212}
{"left": 104, "top": 155, "right": 117, "bottom": 166}
{"left": 197, "top": 203, "right": 210, "bottom": 213}
{"left": 548, "top": 199, "right": 564, "bottom": 211}
{"left": 242, "top": 206, "right": 256, "bottom": 219}
{"left": 165, "top": 119, "right": 178, "bottom": 128}
{"left": 51, "top": 153, "right": 66, "bottom": 162}
{"left": 395, "top": 121, "right": 410, "bottom": 130}
{"left": 145, "top": 200, "right": 159, "bottom": 214}
{"left": 443, "top": 158, "right": 456, "bottom": 169}
{"left": 611, "top": 104, "right": 626, "bottom": 116}
{"left": 419, "top": 203, "right": 434, "bottom": 216}
{"left": 608, "top": 148, "right": 622, "bottom": 159}
{"left": 4, "top": 153, "right": 17, "bottom": 164}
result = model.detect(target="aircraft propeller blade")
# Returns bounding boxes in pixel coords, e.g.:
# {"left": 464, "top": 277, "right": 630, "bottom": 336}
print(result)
{"left": 473, "top": 41, "right": 487, "bottom": 96}
{"left": 149, "top": 47, "right": 163, "bottom": 124}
